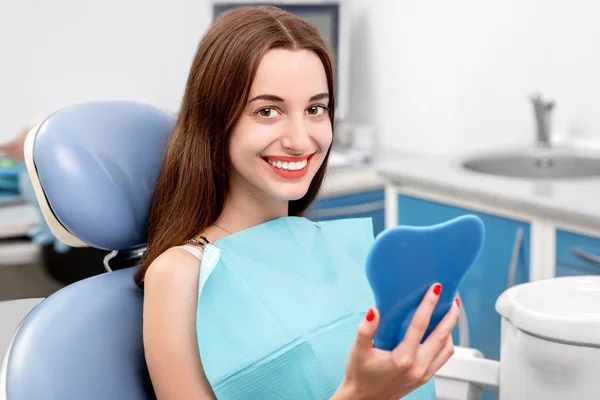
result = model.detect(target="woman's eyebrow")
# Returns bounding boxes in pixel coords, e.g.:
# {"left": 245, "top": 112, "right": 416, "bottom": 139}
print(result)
{"left": 309, "top": 93, "right": 329, "bottom": 102}
{"left": 248, "top": 93, "right": 330, "bottom": 103}
{"left": 248, "top": 94, "right": 284, "bottom": 103}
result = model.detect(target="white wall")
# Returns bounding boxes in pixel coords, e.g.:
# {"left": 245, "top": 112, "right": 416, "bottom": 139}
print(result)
{"left": 357, "top": 0, "right": 600, "bottom": 155}
{"left": 2, "top": 0, "right": 600, "bottom": 156}
{"left": 1, "top": 2, "right": 35, "bottom": 142}
{"left": 0, "top": 0, "right": 211, "bottom": 142}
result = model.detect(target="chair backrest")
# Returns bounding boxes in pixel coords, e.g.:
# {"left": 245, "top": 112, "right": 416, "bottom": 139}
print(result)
{"left": 2, "top": 101, "right": 176, "bottom": 400}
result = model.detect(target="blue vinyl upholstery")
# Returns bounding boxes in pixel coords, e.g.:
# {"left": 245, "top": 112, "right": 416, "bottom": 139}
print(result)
{"left": 2, "top": 101, "right": 175, "bottom": 399}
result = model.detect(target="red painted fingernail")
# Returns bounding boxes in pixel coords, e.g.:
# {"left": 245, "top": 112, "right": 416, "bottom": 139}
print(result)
{"left": 433, "top": 284, "right": 442, "bottom": 295}
{"left": 455, "top": 298, "right": 460, "bottom": 307}
{"left": 366, "top": 308, "right": 375, "bottom": 322}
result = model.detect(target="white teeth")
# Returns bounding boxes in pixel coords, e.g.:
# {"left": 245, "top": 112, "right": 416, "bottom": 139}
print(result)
{"left": 267, "top": 158, "right": 308, "bottom": 171}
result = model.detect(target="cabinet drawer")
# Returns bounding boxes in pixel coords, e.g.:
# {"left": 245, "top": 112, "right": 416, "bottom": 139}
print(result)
{"left": 556, "top": 229, "right": 600, "bottom": 277}
{"left": 306, "top": 189, "right": 385, "bottom": 236}
{"left": 310, "top": 189, "right": 385, "bottom": 211}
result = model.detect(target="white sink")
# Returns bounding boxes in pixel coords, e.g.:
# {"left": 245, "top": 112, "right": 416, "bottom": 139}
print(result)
{"left": 461, "top": 148, "right": 600, "bottom": 180}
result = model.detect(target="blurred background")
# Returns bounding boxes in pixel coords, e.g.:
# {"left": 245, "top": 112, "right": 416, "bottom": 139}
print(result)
{"left": 3, "top": 1, "right": 600, "bottom": 153}
{"left": 2, "top": 2, "right": 600, "bottom": 397}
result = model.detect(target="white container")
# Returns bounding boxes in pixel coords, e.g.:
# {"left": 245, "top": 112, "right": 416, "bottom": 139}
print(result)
{"left": 495, "top": 276, "right": 600, "bottom": 400}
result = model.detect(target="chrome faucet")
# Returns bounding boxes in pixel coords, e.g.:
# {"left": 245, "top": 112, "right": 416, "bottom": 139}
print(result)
{"left": 530, "top": 93, "right": 555, "bottom": 147}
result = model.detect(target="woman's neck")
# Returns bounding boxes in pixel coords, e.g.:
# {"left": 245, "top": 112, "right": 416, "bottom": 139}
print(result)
{"left": 213, "top": 186, "right": 288, "bottom": 237}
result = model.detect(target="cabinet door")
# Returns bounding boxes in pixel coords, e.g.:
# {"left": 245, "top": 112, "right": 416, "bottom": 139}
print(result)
{"left": 556, "top": 229, "right": 600, "bottom": 277}
{"left": 397, "top": 194, "right": 530, "bottom": 362}
{"left": 306, "top": 189, "right": 386, "bottom": 237}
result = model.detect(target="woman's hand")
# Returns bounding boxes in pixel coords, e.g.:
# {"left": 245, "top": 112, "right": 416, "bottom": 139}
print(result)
{"left": 333, "top": 283, "right": 459, "bottom": 400}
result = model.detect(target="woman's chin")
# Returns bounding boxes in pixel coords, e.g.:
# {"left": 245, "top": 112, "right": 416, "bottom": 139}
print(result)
{"left": 267, "top": 181, "right": 312, "bottom": 202}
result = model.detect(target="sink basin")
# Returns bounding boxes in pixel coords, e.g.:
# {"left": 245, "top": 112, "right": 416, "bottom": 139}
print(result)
{"left": 462, "top": 149, "right": 600, "bottom": 179}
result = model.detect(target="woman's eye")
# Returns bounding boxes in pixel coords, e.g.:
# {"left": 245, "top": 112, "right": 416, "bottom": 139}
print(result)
{"left": 256, "top": 107, "right": 280, "bottom": 118}
{"left": 307, "top": 105, "right": 327, "bottom": 116}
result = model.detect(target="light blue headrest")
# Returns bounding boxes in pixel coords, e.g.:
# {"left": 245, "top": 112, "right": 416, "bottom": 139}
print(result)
{"left": 29, "top": 101, "right": 175, "bottom": 250}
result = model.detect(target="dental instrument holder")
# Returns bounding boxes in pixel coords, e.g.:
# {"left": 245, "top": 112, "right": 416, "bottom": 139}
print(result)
{"left": 366, "top": 215, "right": 485, "bottom": 351}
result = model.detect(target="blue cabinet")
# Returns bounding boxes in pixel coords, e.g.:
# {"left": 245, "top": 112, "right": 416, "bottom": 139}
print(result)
{"left": 556, "top": 229, "right": 600, "bottom": 277}
{"left": 397, "top": 195, "right": 531, "bottom": 362}
{"left": 306, "top": 189, "right": 385, "bottom": 237}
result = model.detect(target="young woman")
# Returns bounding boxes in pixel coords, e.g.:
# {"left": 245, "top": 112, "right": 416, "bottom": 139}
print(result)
{"left": 138, "top": 6, "right": 459, "bottom": 400}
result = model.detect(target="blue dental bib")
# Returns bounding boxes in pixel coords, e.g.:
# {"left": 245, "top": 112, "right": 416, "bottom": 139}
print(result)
{"left": 195, "top": 217, "right": 436, "bottom": 400}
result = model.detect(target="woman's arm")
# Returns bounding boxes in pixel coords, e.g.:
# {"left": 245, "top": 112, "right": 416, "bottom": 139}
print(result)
{"left": 143, "top": 248, "right": 216, "bottom": 400}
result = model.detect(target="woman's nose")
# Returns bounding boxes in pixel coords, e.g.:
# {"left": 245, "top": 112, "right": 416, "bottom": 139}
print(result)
{"left": 281, "top": 115, "right": 311, "bottom": 153}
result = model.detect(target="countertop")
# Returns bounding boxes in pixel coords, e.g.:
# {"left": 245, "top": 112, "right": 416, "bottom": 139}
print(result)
{"left": 318, "top": 149, "right": 408, "bottom": 198}
{"left": 0, "top": 204, "right": 37, "bottom": 240}
{"left": 376, "top": 146, "right": 600, "bottom": 234}
{"left": 320, "top": 165, "right": 385, "bottom": 197}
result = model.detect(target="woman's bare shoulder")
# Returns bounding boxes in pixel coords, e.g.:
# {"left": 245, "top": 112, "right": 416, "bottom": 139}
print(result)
{"left": 145, "top": 246, "right": 203, "bottom": 291}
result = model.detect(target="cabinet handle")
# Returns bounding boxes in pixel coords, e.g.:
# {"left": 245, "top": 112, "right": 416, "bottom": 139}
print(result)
{"left": 570, "top": 247, "right": 600, "bottom": 265}
{"left": 305, "top": 200, "right": 385, "bottom": 219}
{"left": 507, "top": 227, "right": 524, "bottom": 289}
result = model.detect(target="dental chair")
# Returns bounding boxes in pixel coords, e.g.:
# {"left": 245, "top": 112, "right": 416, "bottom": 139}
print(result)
{"left": 0, "top": 101, "right": 497, "bottom": 400}
{"left": 0, "top": 101, "right": 174, "bottom": 400}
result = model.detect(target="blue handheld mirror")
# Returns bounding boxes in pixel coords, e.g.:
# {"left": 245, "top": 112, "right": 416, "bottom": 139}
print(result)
{"left": 366, "top": 215, "right": 485, "bottom": 350}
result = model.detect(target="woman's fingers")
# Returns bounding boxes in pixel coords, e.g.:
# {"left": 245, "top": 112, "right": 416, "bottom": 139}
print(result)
{"left": 350, "top": 307, "right": 380, "bottom": 361}
{"left": 422, "top": 335, "right": 456, "bottom": 379}
{"left": 391, "top": 283, "right": 442, "bottom": 368}
{"left": 418, "top": 298, "right": 460, "bottom": 362}
{"left": 397, "top": 283, "right": 442, "bottom": 348}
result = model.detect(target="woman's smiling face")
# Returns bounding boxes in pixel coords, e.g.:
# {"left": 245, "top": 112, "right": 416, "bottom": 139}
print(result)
{"left": 228, "top": 48, "right": 333, "bottom": 202}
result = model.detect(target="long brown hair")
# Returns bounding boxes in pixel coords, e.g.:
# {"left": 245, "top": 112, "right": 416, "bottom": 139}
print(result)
{"left": 135, "top": 6, "right": 336, "bottom": 289}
